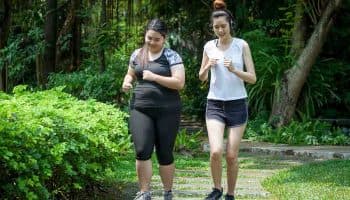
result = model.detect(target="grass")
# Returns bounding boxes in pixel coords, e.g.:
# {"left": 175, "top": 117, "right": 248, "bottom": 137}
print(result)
{"left": 112, "top": 152, "right": 304, "bottom": 199}
{"left": 263, "top": 159, "right": 350, "bottom": 200}
{"left": 107, "top": 152, "right": 350, "bottom": 199}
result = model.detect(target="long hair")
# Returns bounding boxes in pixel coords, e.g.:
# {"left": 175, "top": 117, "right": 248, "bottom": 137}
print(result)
{"left": 138, "top": 19, "right": 167, "bottom": 67}
{"left": 211, "top": 0, "right": 235, "bottom": 30}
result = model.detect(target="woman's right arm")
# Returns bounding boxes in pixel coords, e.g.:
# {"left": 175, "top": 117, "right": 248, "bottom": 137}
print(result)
{"left": 122, "top": 66, "right": 136, "bottom": 92}
{"left": 199, "top": 51, "right": 216, "bottom": 81}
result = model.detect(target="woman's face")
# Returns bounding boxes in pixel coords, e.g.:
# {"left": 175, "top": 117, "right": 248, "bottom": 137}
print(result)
{"left": 145, "top": 30, "right": 165, "bottom": 53}
{"left": 213, "top": 16, "right": 231, "bottom": 38}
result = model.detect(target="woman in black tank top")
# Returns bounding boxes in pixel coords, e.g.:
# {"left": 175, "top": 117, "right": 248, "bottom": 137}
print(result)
{"left": 121, "top": 19, "right": 185, "bottom": 200}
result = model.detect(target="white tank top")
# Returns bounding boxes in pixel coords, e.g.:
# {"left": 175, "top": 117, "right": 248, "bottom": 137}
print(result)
{"left": 204, "top": 38, "right": 248, "bottom": 100}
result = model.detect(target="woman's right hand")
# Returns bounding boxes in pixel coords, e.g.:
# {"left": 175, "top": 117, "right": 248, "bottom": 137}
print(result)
{"left": 122, "top": 81, "right": 133, "bottom": 92}
{"left": 205, "top": 58, "right": 218, "bottom": 70}
{"left": 199, "top": 52, "right": 216, "bottom": 81}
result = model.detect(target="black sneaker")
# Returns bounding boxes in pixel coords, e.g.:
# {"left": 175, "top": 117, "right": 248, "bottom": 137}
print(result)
{"left": 204, "top": 187, "right": 223, "bottom": 200}
{"left": 224, "top": 194, "right": 235, "bottom": 200}
{"left": 163, "top": 190, "right": 173, "bottom": 200}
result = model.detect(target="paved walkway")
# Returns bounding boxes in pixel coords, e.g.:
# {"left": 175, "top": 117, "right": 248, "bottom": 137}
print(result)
{"left": 117, "top": 140, "right": 349, "bottom": 199}
{"left": 149, "top": 140, "right": 350, "bottom": 200}
{"left": 238, "top": 140, "right": 350, "bottom": 160}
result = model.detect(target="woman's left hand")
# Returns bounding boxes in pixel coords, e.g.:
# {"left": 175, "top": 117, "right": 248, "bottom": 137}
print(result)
{"left": 224, "top": 59, "right": 235, "bottom": 73}
{"left": 143, "top": 70, "right": 157, "bottom": 81}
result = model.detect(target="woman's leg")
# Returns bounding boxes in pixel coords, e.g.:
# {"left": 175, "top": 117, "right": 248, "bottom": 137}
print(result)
{"left": 130, "top": 109, "right": 156, "bottom": 192}
{"left": 206, "top": 119, "right": 225, "bottom": 190}
{"left": 155, "top": 108, "right": 180, "bottom": 192}
{"left": 159, "top": 163, "right": 175, "bottom": 191}
{"left": 226, "top": 124, "right": 246, "bottom": 195}
{"left": 136, "top": 159, "right": 153, "bottom": 192}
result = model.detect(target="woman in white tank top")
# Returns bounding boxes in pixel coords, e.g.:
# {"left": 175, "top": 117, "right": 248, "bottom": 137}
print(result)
{"left": 198, "top": 0, "right": 256, "bottom": 199}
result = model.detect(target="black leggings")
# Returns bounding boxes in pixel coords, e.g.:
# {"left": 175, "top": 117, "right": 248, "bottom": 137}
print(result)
{"left": 129, "top": 107, "right": 180, "bottom": 165}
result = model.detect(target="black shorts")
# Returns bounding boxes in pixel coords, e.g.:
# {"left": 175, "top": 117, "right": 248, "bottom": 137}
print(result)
{"left": 206, "top": 98, "right": 248, "bottom": 127}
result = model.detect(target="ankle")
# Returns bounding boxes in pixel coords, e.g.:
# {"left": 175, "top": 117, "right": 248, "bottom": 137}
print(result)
{"left": 224, "top": 193, "right": 235, "bottom": 200}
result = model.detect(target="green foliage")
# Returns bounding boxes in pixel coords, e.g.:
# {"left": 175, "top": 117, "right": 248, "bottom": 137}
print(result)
{"left": 243, "top": 30, "right": 289, "bottom": 117}
{"left": 47, "top": 49, "right": 130, "bottom": 106}
{"left": 246, "top": 113, "right": 350, "bottom": 145}
{"left": 180, "top": 52, "right": 208, "bottom": 116}
{"left": 163, "top": 2, "right": 214, "bottom": 117}
{"left": 297, "top": 59, "right": 347, "bottom": 118}
{"left": 278, "top": 2, "right": 298, "bottom": 50}
{"left": 0, "top": 27, "right": 45, "bottom": 89}
{"left": 243, "top": 29, "right": 350, "bottom": 119}
{"left": 80, "top": 2, "right": 144, "bottom": 58}
{"left": 174, "top": 129, "right": 202, "bottom": 153}
{"left": 2, "top": 0, "right": 350, "bottom": 125}
{"left": 0, "top": 86, "right": 131, "bottom": 199}
{"left": 301, "top": 59, "right": 350, "bottom": 118}
{"left": 263, "top": 160, "right": 350, "bottom": 199}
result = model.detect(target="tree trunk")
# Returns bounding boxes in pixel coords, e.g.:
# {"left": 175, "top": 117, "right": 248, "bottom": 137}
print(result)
{"left": 269, "top": 0, "right": 342, "bottom": 127}
{"left": 36, "top": 54, "right": 44, "bottom": 86}
{"left": 56, "top": 0, "right": 76, "bottom": 71}
{"left": 289, "top": 0, "right": 307, "bottom": 57}
{"left": 42, "top": 0, "right": 57, "bottom": 85}
{"left": 0, "top": 0, "right": 11, "bottom": 92}
{"left": 72, "top": 0, "right": 81, "bottom": 71}
{"left": 99, "top": 0, "right": 107, "bottom": 73}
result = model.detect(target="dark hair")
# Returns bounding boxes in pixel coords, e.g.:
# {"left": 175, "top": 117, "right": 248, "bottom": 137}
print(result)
{"left": 138, "top": 19, "right": 167, "bottom": 66}
{"left": 211, "top": 0, "right": 235, "bottom": 30}
{"left": 146, "top": 19, "right": 167, "bottom": 37}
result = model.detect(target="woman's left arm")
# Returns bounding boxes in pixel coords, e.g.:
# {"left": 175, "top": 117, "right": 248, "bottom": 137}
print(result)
{"left": 142, "top": 64, "right": 185, "bottom": 90}
{"left": 227, "top": 42, "right": 256, "bottom": 84}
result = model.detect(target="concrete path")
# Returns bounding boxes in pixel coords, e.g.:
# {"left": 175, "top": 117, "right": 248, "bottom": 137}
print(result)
{"left": 202, "top": 140, "right": 350, "bottom": 160}
{"left": 148, "top": 154, "right": 305, "bottom": 200}
{"left": 118, "top": 140, "right": 349, "bottom": 199}
{"left": 238, "top": 140, "right": 350, "bottom": 160}
{"left": 148, "top": 140, "right": 350, "bottom": 199}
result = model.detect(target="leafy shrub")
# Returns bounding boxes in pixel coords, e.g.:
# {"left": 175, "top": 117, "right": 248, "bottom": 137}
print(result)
{"left": 245, "top": 114, "right": 350, "bottom": 145}
{"left": 243, "top": 29, "right": 289, "bottom": 117}
{"left": 0, "top": 85, "right": 131, "bottom": 199}
{"left": 179, "top": 51, "right": 208, "bottom": 117}
{"left": 174, "top": 129, "right": 202, "bottom": 153}
{"left": 47, "top": 50, "right": 130, "bottom": 107}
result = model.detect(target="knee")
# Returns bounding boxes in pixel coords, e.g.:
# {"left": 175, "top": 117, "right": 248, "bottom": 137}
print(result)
{"left": 135, "top": 147, "right": 152, "bottom": 161}
{"left": 210, "top": 149, "right": 223, "bottom": 161}
{"left": 156, "top": 151, "right": 174, "bottom": 165}
{"left": 226, "top": 153, "right": 238, "bottom": 165}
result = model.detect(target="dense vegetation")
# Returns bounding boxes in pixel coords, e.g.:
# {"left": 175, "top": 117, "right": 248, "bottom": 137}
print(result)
{"left": 1, "top": 1, "right": 350, "bottom": 120}
{"left": 0, "top": 86, "right": 130, "bottom": 199}
{"left": 1, "top": 0, "right": 349, "bottom": 198}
